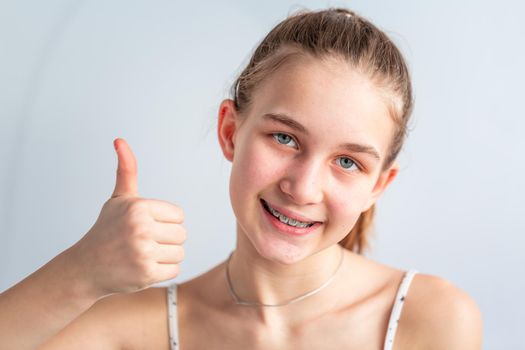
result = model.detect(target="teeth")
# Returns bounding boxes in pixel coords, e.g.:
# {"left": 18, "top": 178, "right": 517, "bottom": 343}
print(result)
{"left": 266, "top": 202, "right": 313, "bottom": 228}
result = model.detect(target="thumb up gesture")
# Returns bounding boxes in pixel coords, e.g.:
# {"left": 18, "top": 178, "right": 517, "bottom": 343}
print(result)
{"left": 71, "top": 138, "right": 186, "bottom": 297}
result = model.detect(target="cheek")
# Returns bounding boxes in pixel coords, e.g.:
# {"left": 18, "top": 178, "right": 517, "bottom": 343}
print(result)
{"left": 229, "top": 136, "right": 282, "bottom": 213}
{"left": 232, "top": 141, "right": 271, "bottom": 189}
{"left": 232, "top": 136, "right": 287, "bottom": 189}
{"left": 329, "top": 183, "right": 374, "bottom": 229}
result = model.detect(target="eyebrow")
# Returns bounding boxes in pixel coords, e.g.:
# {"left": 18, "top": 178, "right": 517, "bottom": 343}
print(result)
{"left": 262, "top": 112, "right": 381, "bottom": 160}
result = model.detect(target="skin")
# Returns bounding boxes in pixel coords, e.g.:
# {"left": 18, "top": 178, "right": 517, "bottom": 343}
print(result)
{"left": 218, "top": 54, "right": 399, "bottom": 327}
{"left": 36, "top": 55, "right": 483, "bottom": 349}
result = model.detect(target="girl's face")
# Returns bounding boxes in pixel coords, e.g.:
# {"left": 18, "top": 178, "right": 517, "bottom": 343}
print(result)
{"left": 218, "top": 55, "right": 399, "bottom": 264}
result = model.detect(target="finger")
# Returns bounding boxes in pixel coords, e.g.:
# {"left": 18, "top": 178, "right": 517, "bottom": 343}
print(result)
{"left": 151, "top": 222, "right": 187, "bottom": 245}
{"left": 154, "top": 263, "right": 180, "bottom": 282}
{"left": 112, "top": 138, "right": 139, "bottom": 198}
{"left": 146, "top": 199, "right": 185, "bottom": 223}
{"left": 154, "top": 243, "right": 185, "bottom": 264}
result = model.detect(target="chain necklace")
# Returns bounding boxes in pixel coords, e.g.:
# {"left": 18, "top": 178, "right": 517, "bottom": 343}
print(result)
{"left": 225, "top": 246, "right": 345, "bottom": 307}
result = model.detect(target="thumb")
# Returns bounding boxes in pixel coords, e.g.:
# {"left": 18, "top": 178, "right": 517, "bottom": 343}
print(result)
{"left": 112, "top": 138, "right": 139, "bottom": 198}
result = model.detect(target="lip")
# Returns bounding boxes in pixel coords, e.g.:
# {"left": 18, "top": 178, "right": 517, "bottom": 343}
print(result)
{"left": 260, "top": 199, "right": 321, "bottom": 223}
{"left": 260, "top": 199, "right": 322, "bottom": 236}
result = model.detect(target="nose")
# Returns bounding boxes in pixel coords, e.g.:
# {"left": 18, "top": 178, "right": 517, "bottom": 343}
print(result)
{"left": 279, "top": 156, "right": 325, "bottom": 205}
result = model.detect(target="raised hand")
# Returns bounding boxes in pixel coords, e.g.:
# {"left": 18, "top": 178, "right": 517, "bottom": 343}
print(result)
{"left": 71, "top": 138, "right": 186, "bottom": 297}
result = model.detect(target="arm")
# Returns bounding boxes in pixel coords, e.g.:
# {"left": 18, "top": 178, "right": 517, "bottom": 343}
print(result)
{"left": 37, "top": 286, "right": 169, "bottom": 350}
{"left": 1, "top": 138, "right": 185, "bottom": 349}
{"left": 411, "top": 275, "right": 484, "bottom": 350}
{"left": 0, "top": 246, "right": 104, "bottom": 350}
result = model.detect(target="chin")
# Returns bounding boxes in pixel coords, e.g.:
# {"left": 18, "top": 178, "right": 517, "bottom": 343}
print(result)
{"left": 253, "top": 238, "right": 309, "bottom": 265}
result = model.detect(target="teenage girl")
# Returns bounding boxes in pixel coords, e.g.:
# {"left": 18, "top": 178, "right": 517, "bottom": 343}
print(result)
{"left": 0, "top": 8, "right": 483, "bottom": 350}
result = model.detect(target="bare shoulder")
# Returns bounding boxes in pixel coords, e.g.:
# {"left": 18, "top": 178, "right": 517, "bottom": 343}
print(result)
{"left": 40, "top": 286, "right": 170, "bottom": 350}
{"left": 400, "top": 273, "right": 484, "bottom": 350}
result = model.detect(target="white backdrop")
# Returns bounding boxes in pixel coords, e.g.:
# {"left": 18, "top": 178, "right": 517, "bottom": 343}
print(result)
{"left": 1, "top": 1, "right": 524, "bottom": 348}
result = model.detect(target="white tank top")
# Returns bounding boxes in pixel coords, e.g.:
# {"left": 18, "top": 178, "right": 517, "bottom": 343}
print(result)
{"left": 167, "top": 269, "right": 418, "bottom": 350}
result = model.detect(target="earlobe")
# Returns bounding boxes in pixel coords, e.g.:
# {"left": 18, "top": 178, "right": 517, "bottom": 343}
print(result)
{"left": 363, "top": 162, "right": 399, "bottom": 211}
{"left": 217, "top": 99, "right": 238, "bottom": 162}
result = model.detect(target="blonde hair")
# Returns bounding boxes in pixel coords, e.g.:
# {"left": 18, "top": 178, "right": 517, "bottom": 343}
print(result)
{"left": 231, "top": 8, "right": 414, "bottom": 253}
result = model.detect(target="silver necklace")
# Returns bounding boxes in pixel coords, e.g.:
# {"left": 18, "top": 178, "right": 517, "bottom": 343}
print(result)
{"left": 225, "top": 246, "right": 345, "bottom": 307}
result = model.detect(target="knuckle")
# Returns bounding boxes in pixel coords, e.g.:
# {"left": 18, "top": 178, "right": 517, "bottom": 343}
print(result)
{"left": 126, "top": 198, "right": 149, "bottom": 217}
{"left": 141, "top": 240, "right": 156, "bottom": 257}
{"left": 128, "top": 222, "right": 150, "bottom": 239}
{"left": 136, "top": 261, "right": 155, "bottom": 280}
{"left": 130, "top": 238, "right": 153, "bottom": 260}
{"left": 141, "top": 268, "right": 155, "bottom": 285}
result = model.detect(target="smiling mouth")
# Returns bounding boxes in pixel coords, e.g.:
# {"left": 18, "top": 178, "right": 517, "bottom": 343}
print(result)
{"left": 260, "top": 199, "right": 316, "bottom": 228}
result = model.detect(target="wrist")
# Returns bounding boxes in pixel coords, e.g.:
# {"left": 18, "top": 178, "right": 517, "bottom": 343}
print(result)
{"left": 57, "top": 245, "right": 108, "bottom": 303}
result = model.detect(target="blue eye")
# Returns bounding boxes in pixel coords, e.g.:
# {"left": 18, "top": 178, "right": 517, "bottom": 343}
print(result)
{"left": 272, "top": 133, "right": 297, "bottom": 148}
{"left": 336, "top": 157, "right": 359, "bottom": 172}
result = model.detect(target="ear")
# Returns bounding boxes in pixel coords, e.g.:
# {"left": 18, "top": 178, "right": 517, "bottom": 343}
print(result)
{"left": 363, "top": 162, "right": 399, "bottom": 211}
{"left": 217, "top": 99, "right": 240, "bottom": 162}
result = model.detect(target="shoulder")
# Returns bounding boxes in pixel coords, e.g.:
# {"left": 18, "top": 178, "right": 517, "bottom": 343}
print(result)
{"left": 401, "top": 273, "right": 483, "bottom": 350}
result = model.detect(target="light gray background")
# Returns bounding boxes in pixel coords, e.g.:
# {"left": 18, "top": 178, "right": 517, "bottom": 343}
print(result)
{"left": 1, "top": 1, "right": 523, "bottom": 348}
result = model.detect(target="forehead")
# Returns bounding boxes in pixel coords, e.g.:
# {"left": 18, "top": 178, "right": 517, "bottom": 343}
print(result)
{"left": 247, "top": 55, "right": 395, "bottom": 159}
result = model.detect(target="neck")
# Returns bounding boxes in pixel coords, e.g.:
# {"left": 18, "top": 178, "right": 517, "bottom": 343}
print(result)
{"left": 227, "top": 224, "right": 347, "bottom": 327}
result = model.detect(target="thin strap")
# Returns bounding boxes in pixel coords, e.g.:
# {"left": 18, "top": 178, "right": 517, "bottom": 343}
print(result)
{"left": 383, "top": 269, "right": 418, "bottom": 350}
{"left": 167, "top": 284, "right": 180, "bottom": 350}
